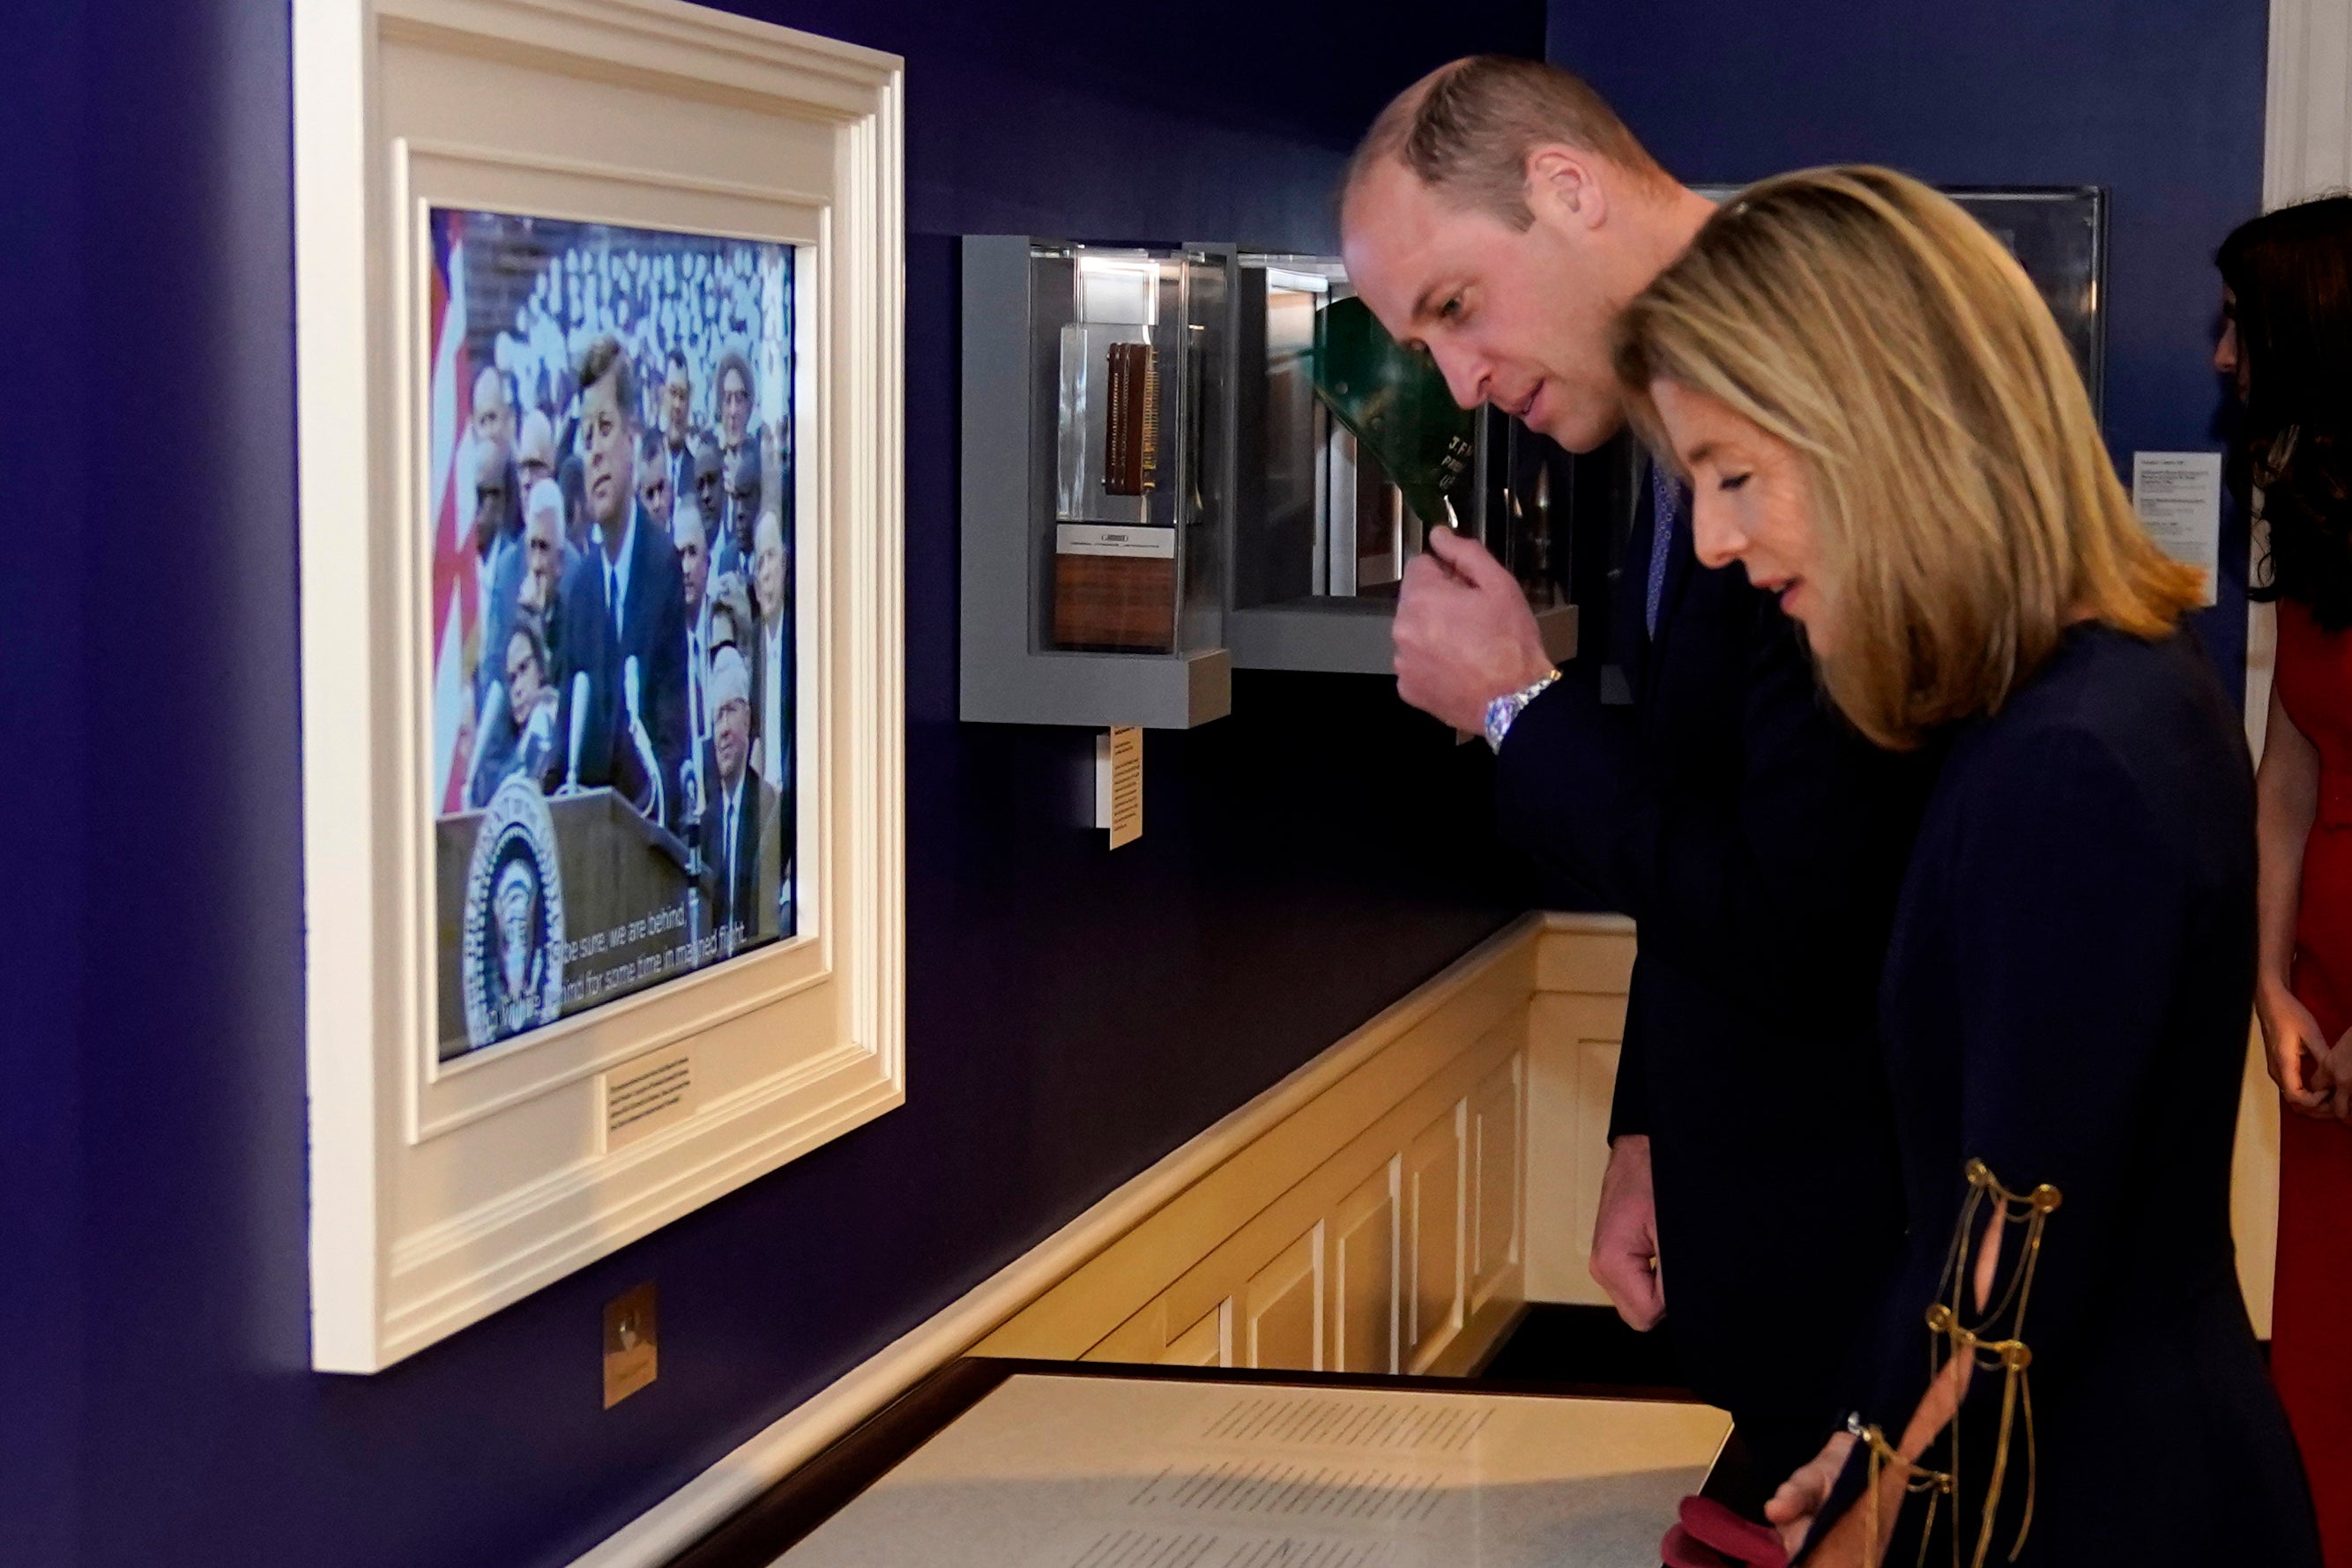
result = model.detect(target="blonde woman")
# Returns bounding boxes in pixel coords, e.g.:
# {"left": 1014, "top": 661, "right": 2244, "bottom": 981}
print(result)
{"left": 1618, "top": 167, "right": 2319, "bottom": 1566}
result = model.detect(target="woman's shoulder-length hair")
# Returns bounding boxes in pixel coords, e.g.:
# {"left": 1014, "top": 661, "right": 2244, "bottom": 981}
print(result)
{"left": 1615, "top": 165, "right": 2204, "bottom": 751}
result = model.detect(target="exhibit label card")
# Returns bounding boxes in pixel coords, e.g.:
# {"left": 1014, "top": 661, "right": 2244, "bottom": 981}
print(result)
{"left": 605, "top": 1045, "right": 697, "bottom": 1151}
{"left": 2132, "top": 451, "right": 2223, "bottom": 607}
{"left": 1096, "top": 727, "right": 1143, "bottom": 850}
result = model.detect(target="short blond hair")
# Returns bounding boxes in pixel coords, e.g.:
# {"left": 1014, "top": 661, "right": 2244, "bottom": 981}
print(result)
{"left": 1615, "top": 166, "right": 2203, "bottom": 750}
{"left": 1345, "top": 56, "right": 1668, "bottom": 231}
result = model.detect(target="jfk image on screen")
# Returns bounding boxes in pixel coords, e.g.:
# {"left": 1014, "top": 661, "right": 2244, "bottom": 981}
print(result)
{"left": 424, "top": 208, "right": 799, "bottom": 1059}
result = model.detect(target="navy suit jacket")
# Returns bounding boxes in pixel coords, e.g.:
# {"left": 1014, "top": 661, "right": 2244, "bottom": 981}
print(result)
{"left": 551, "top": 504, "right": 688, "bottom": 827}
{"left": 1493, "top": 464, "right": 1926, "bottom": 1452}
{"left": 698, "top": 766, "right": 779, "bottom": 944}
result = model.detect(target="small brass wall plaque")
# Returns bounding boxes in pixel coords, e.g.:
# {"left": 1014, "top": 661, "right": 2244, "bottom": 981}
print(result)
{"left": 603, "top": 1282, "right": 659, "bottom": 1408}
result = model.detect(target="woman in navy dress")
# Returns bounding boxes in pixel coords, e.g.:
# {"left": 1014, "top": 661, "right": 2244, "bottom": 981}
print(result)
{"left": 1615, "top": 167, "right": 2319, "bottom": 1566}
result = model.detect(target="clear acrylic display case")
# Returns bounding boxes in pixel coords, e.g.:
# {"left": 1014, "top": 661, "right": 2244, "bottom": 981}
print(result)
{"left": 961, "top": 237, "right": 1233, "bottom": 730}
{"left": 1222, "top": 253, "right": 1578, "bottom": 674}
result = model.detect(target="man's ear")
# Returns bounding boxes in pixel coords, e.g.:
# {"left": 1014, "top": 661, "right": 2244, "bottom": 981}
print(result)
{"left": 1526, "top": 145, "right": 1609, "bottom": 233}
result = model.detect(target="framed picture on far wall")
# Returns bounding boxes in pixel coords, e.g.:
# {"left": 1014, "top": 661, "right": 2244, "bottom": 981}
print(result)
{"left": 1694, "top": 182, "right": 2108, "bottom": 420}
{"left": 296, "top": 0, "right": 904, "bottom": 1373}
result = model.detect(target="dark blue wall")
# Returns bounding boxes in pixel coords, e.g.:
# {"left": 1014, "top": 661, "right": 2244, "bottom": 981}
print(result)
{"left": 0, "top": 4, "right": 1540, "bottom": 1567}
{"left": 1548, "top": 0, "right": 2270, "bottom": 699}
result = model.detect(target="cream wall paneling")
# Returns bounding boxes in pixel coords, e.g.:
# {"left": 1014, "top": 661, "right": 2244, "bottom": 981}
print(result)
{"left": 979, "top": 917, "right": 1631, "bottom": 1378}
{"left": 294, "top": 0, "right": 905, "bottom": 1371}
{"left": 561, "top": 914, "right": 1625, "bottom": 1568}
{"left": 2266, "top": 0, "right": 2352, "bottom": 208}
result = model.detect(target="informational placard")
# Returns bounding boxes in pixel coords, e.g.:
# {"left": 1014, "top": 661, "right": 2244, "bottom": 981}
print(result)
{"left": 2132, "top": 451, "right": 2224, "bottom": 607}
{"left": 1096, "top": 726, "right": 1143, "bottom": 850}
{"left": 778, "top": 1374, "right": 1729, "bottom": 1567}
{"left": 604, "top": 1045, "right": 696, "bottom": 1151}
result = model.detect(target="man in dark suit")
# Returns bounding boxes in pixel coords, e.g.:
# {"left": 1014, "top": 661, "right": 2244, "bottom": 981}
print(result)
{"left": 1342, "top": 57, "right": 1924, "bottom": 1488}
{"left": 696, "top": 644, "right": 780, "bottom": 952}
{"left": 659, "top": 349, "right": 698, "bottom": 504}
{"left": 548, "top": 332, "right": 688, "bottom": 831}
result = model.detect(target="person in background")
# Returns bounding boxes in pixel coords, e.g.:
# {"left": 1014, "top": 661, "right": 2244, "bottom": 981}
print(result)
{"left": 470, "top": 435, "right": 522, "bottom": 708}
{"left": 636, "top": 428, "right": 674, "bottom": 534}
{"left": 691, "top": 442, "right": 727, "bottom": 567}
{"left": 2230, "top": 193, "right": 2352, "bottom": 1568}
{"left": 557, "top": 450, "right": 590, "bottom": 555}
{"left": 511, "top": 476, "right": 574, "bottom": 635}
{"left": 715, "top": 346, "right": 755, "bottom": 475}
{"left": 705, "top": 569, "right": 752, "bottom": 666}
{"left": 1340, "top": 56, "right": 1922, "bottom": 1489}
{"left": 470, "top": 363, "right": 517, "bottom": 489}
{"left": 467, "top": 620, "right": 560, "bottom": 809}
{"left": 674, "top": 496, "right": 715, "bottom": 819}
{"left": 516, "top": 407, "right": 556, "bottom": 498}
{"left": 748, "top": 506, "right": 789, "bottom": 792}
{"left": 1618, "top": 166, "right": 2317, "bottom": 1568}
{"left": 660, "top": 348, "right": 697, "bottom": 502}
{"left": 721, "top": 444, "right": 763, "bottom": 576}
{"left": 697, "top": 644, "right": 781, "bottom": 951}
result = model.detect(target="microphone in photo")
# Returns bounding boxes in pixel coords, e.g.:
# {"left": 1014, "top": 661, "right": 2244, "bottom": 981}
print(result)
{"left": 563, "top": 671, "right": 591, "bottom": 794}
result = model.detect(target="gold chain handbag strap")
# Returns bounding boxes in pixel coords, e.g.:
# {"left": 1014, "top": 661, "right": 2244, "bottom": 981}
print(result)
{"left": 1857, "top": 1161, "right": 2061, "bottom": 1568}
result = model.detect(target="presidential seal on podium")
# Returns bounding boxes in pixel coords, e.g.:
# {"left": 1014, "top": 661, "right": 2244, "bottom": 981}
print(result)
{"left": 461, "top": 777, "right": 568, "bottom": 1051}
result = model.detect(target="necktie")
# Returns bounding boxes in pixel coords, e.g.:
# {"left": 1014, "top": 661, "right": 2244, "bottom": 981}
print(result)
{"left": 606, "top": 556, "right": 621, "bottom": 641}
{"left": 726, "top": 788, "right": 740, "bottom": 915}
{"left": 1645, "top": 464, "right": 1681, "bottom": 639}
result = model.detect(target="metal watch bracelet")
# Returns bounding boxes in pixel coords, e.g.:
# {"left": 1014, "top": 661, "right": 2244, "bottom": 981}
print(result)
{"left": 1484, "top": 669, "right": 1561, "bottom": 753}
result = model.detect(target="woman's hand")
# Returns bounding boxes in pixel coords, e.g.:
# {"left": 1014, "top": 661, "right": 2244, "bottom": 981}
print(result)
{"left": 2258, "top": 979, "right": 2335, "bottom": 1118}
{"left": 1764, "top": 1355, "right": 1975, "bottom": 1563}
{"left": 1765, "top": 1430, "right": 1855, "bottom": 1556}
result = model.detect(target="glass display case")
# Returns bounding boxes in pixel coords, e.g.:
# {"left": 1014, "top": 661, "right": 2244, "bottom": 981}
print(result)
{"left": 960, "top": 237, "right": 1233, "bottom": 729}
{"left": 1950, "top": 187, "right": 2107, "bottom": 417}
{"left": 1048, "top": 249, "right": 1223, "bottom": 654}
{"left": 1693, "top": 183, "right": 2107, "bottom": 418}
{"left": 1223, "top": 253, "right": 1579, "bottom": 673}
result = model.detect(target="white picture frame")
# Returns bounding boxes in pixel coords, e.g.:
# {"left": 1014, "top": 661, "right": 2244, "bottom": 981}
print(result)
{"left": 294, "top": 0, "right": 904, "bottom": 1372}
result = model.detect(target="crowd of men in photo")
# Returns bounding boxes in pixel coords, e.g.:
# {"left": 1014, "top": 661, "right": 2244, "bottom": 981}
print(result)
{"left": 455, "top": 330, "right": 793, "bottom": 950}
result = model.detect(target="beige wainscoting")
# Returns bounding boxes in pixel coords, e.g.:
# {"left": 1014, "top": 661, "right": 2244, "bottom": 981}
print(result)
{"left": 976, "top": 912, "right": 1636, "bottom": 1373}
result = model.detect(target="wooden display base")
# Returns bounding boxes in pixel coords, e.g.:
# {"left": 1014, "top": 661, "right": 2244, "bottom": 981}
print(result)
{"left": 1053, "top": 551, "right": 1176, "bottom": 651}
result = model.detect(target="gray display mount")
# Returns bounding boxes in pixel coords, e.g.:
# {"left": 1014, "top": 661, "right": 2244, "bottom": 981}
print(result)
{"left": 958, "top": 238, "right": 1579, "bottom": 727}
{"left": 961, "top": 235, "right": 1233, "bottom": 730}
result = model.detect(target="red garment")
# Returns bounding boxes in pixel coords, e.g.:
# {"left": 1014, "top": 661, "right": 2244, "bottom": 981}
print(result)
{"left": 2273, "top": 596, "right": 2352, "bottom": 1564}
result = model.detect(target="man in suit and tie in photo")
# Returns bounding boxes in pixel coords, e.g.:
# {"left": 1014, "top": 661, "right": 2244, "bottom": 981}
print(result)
{"left": 549, "top": 332, "right": 689, "bottom": 831}
{"left": 690, "top": 440, "right": 726, "bottom": 557}
{"left": 747, "top": 506, "right": 790, "bottom": 796}
{"left": 660, "top": 349, "right": 698, "bottom": 503}
{"left": 714, "top": 346, "right": 755, "bottom": 478}
{"left": 673, "top": 495, "right": 716, "bottom": 820}
{"left": 517, "top": 406, "right": 556, "bottom": 500}
{"left": 716, "top": 444, "right": 762, "bottom": 579}
{"left": 468, "top": 434, "right": 525, "bottom": 710}
{"left": 698, "top": 644, "right": 780, "bottom": 953}
{"left": 1340, "top": 57, "right": 1925, "bottom": 1488}
{"left": 636, "top": 428, "right": 675, "bottom": 536}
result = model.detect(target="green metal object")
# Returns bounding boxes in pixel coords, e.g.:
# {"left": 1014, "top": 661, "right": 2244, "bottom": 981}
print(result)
{"left": 1312, "top": 294, "right": 1475, "bottom": 531}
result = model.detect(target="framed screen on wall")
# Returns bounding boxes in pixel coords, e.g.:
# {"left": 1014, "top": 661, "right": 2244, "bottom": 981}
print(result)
{"left": 295, "top": 0, "right": 904, "bottom": 1372}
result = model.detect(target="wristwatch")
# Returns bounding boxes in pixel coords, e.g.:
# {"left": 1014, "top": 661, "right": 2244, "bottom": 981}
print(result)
{"left": 1484, "top": 669, "right": 1560, "bottom": 753}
